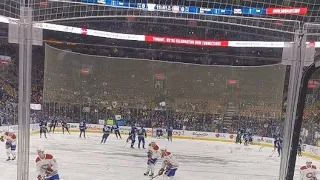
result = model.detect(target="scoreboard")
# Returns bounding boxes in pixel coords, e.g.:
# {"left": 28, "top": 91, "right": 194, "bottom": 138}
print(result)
{"left": 79, "top": 0, "right": 307, "bottom": 16}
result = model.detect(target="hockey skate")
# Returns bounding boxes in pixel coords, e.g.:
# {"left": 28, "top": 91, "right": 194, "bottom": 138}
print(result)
{"left": 11, "top": 156, "right": 16, "bottom": 161}
{"left": 6, "top": 158, "right": 11, "bottom": 161}
{"left": 143, "top": 171, "right": 149, "bottom": 176}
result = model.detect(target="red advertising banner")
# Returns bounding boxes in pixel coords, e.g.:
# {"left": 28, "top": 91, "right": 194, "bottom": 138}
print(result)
{"left": 266, "top": 8, "right": 307, "bottom": 15}
{"left": 145, "top": 36, "right": 228, "bottom": 47}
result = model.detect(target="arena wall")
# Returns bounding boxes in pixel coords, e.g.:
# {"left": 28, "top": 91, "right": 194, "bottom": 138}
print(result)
{"left": 0, "top": 123, "right": 319, "bottom": 160}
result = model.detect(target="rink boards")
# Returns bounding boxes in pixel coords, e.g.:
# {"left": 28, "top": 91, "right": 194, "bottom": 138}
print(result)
{"left": 0, "top": 123, "right": 319, "bottom": 160}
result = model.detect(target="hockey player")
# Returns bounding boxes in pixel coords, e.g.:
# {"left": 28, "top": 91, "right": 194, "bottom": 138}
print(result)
{"left": 166, "top": 126, "right": 173, "bottom": 142}
{"left": 61, "top": 121, "right": 70, "bottom": 134}
{"left": 36, "top": 147, "right": 60, "bottom": 180}
{"left": 235, "top": 129, "right": 242, "bottom": 144}
{"left": 101, "top": 125, "right": 111, "bottom": 144}
{"left": 138, "top": 126, "right": 147, "bottom": 149}
{"left": 248, "top": 132, "right": 253, "bottom": 145}
{"left": 112, "top": 124, "right": 122, "bottom": 139}
{"left": 39, "top": 120, "right": 48, "bottom": 139}
{"left": 276, "top": 136, "right": 283, "bottom": 157}
{"left": 48, "top": 119, "right": 58, "bottom": 133}
{"left": 127, "top": 125, "right": 137, "bottom": 148}
{"left": 300, "top": 159, "right": 317, "bottom": 180}
{"left": 79, "top": 120, "right": 87, "bottom": 138}
{"left": 298, "top": 138, "right": 303, "bottom": 156}
{"left": 156, "top": 127, "right": 163, "bottom": 139}
{"left": 0, "top": 129, "right": 17, "bottom": 161}
{"left": 273, "top": 134, "right": 280, "bottom": 151}
{"left": 243, "top": 132, "right": 249, "bottom": 146}
{"left": 158, "top": 147, "right": 179, "bottom": 180}
{"left": 144, "top": 141, "right": 160, "bottom": 177}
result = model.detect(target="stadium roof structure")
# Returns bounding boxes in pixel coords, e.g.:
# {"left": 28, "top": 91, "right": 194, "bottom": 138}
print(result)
{"left": 0, "top": 0, "right": 319, "bottom": 35}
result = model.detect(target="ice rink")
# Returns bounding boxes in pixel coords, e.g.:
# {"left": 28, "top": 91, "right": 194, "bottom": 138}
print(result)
{"left": 0, "top": 132, "right": 317, "bottom": 180}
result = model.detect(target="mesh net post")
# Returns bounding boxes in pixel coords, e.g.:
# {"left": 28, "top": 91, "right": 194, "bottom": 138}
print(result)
{"left": 17, "top": 5, "right": 33, "bottom": 180}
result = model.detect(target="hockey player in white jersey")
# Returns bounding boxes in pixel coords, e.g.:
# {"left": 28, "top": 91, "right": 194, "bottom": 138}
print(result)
{"left": 36, "top": 147, "right": 60, "bottom": 180}
{"left": 0, "top": 129, "right": 17, "bottom": 161}
{"left": 144, "top": 141, "right": 160, "bottom": 177}
{"left": 158, "top": 147, "right": 179, "bottom": 180}
{"left": 300, "top": 159, "right": 317, "bottom": 180}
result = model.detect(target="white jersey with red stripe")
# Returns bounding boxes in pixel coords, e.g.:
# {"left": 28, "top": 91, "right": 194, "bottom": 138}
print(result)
{"left": 36, "top": 154, "right": 58, "bottom": 178}
{"left": 300, "top": 165, "right": 317, "bottom": 180}
{"left": 161, "top": 151, "right": 179, "bottom": 169}
{"left": 148, "top": 144, "right": 160, "bottom": 159}
{"left": 1, "top": 132, "right": 17, "bottom": 146}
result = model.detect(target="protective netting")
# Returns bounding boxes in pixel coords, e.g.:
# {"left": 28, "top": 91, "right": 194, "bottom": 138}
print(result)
{"left": 1, "top": 0, "right": 319, "bottom": 33}
{"left": 302, "top": 63, "right": 320, "bottom": 146}
{"left": 30, "top": 2, "right": 302, "bottom": 34}
{"left": 43, "top": 45, "right": 286, "bottom": 116}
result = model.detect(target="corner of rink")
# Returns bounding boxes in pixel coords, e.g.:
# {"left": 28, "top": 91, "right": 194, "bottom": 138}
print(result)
{"left": 0, "top": 124, "right": 319, "bottom": 180}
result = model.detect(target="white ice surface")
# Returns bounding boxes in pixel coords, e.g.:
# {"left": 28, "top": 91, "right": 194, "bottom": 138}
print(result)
{"left": 0, "top": 133, "right": 317, "bottom": 180}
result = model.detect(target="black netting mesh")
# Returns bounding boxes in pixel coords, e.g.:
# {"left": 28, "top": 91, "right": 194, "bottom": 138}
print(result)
{"left": 44, "top": 45, "right": 286, "bottom": 115}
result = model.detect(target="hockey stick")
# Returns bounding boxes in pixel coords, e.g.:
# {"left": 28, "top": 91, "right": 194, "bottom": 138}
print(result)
{"left": 124, "top": 134, "right": 133, "bottom": 148}
{"left": 259, "top": 146, "right": 263, "bottom": 152}
{"left": 123, "top": 140, "right": 129, "bottom": 148}
{"left": 150, "top": 175, "right": 159, "bottom": 180}
{"left": 46, "top": 132, "right": 55, "bottom": 140}
{"left": 269, "top": 150, "right": 275, "bottom": 157}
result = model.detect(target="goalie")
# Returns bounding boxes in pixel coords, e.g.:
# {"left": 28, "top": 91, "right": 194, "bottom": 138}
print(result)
{"left": 0, "top": 129, "right": 17, "bottom": 161}
{"left": 158, "top": 147, "right": 179, "bottom": 180}
{"left": 36, "top": 147, "right": 60, "bottom": 180}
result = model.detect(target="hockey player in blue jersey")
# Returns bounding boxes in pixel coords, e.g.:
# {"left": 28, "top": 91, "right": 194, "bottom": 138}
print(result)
{"left": 273, "top": 134, "right": 280, "bottom": 151}
{"left": 127, "top": 125, "right": 137, "bottom": 148}
{"left": 39, "top": 120, "right": 48, "bottom": 139}
{"left": 48, "top": 119, "right": 58, "bottom": 133}
{"left": 166, "top": 126, "right": 173, "bottom": 142}
{"left": 276, "top": 136, "right": 283, "bottom": 157}
{"left": 101, "top": 125, "right": 111, "bottom": 144}
{"left": 112, "top": 124, "right": 122, "bottom": 139}
{"left": 79, "top": 120, "right": 87, "bottom": 138}
{"left": 274, "top": 134, "right": 283, "bottom": 157}
{"left": 156, "top": 128, "right": 163, "bottom": 139}
{"left": 138, "top": 126, "right": 147, "bottom": 149}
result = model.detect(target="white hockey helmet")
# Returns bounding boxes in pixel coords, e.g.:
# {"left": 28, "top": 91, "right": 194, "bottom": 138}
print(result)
{"left": 8, "top": 129, "right": 13, "bottom": 133}
{"left": 160, "top": 147, "right": 167, "bottom": 152}
{"left": 37, "top": 147, "right": 45, "bottom": 153}
{"left": 306, "top": 158, "right": 312, "bottom": 163}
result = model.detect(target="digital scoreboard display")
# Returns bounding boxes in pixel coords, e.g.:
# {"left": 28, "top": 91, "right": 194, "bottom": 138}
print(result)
{"left": 79, "top": 0, "right": 307, "bottom": 16}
